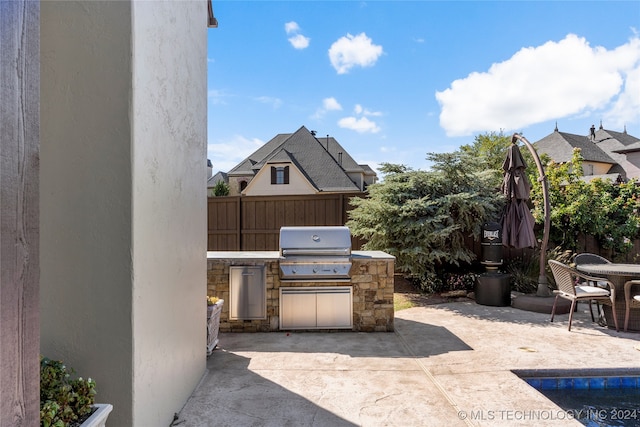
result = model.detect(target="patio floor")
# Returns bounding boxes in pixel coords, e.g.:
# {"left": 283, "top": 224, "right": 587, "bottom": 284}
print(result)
{"left": 176, "top": 301, "right": 640, "bottom": 426}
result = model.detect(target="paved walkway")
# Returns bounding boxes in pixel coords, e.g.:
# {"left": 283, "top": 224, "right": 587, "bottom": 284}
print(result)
{"left": 177, "top": 301, "right": 640, "bottom": 426}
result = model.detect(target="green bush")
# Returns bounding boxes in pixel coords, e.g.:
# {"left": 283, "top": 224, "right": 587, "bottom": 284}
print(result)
{"left": 529, "top": 149, "right": 640, "bottom": 256}
{"left": 40, "top": 356, "right": 96, "bottom": 427}
{"left": 347, "top": 152, "right": 503, "bottom": 288}
{"left": 213, "top": 180, "right": 230, "bottom": 197}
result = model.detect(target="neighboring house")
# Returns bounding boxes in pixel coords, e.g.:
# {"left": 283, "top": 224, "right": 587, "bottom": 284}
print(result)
{"left": 595, "top": 125, "right": 640, "bottom": 180}
{"left": 211, "top": 126, "right": 377, "bottom": 196}
{"left": 207, "top": 171, "right": 228, "bottom": 197}
{"left": 534, "top": 123, "right": 639, "bottom": 182}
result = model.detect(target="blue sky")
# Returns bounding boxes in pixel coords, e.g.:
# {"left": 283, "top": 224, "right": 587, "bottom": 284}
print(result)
{"left": 207, "top": 1, "right": 640, "bottom": 175}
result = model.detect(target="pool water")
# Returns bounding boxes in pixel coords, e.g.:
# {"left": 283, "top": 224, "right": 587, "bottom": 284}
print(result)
{"left": 516, "top": 371, "right": 640, "bottom": 427}
{"left": 541, "top": 388, "right": 640, "bottom": 427}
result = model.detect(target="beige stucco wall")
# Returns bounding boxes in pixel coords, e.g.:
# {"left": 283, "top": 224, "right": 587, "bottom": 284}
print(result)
{"left": 582, "top": 161, "right": 615, "bottom": 176}
{"left": 40, "top": 2, "right": 207, "bottom": 426}
{"left": 244, "top": 163, "right": 317, "bottom": 195}
{"left": 622, "top": 152, "right": 640, "bottom": 179}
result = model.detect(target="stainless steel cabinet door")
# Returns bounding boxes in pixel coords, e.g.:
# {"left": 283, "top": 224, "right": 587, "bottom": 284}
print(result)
{"left": 316, "top": 288, "right": 352, "bottom": 328}
{"left": 229, "top": 266, "right": 266, "bottom": 320}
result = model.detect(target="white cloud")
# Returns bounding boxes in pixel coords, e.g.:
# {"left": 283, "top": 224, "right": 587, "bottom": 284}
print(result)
{"left": 354, "top": 104, "right": 382, "bottom": 116}
{"left": 208, "top": 89, "right": 229, "bottom": 105}
{"left": 255, "top": 96, "right": 282, "bottom": 109}
{"left": 284, "top": 21, "right": 300, "bottom": 34}
{"left": 338, "top": 116, "right": 381, "bottom": 133}
{"left": 435, "top": 34, "right": 640, "bottom": 137}
{"left": 328, "top": 32, "right": 383, "bottom": 74}
{"left": 338, "top": 103, "right": 382, "bottom": 133}
{"left": 323, "top": 97, "right": 343, "bottom": 111}
{"left": 207, "top": 136, "right": 264, "bottom": 173}
{"left": 288, "top": 34, "right": 310, "bottom": 50}
{"left": 285, "top": 21, "right": 310, "bottom": 50}
{"left": 312, "top": 97, "right": 343, "bottom": 119}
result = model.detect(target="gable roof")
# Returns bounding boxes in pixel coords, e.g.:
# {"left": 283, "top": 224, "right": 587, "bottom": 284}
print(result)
{"left": 228, "top": 126, "right": 366, "bottom": 192}
{"left": 534, "top": 130, "right": 616, "bottom": 165}
{"left": 599, "top": 128, "right": 640, "bottom": 154}
{"left": 207, "top": 171, "right": 227, "bottom": 188}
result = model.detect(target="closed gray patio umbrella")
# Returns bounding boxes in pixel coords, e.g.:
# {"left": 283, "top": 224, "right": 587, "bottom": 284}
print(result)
{"left": 500, "top": 143, "right": 537, "bottom": 249}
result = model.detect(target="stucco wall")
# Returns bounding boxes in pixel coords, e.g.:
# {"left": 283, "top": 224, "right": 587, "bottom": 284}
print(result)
{"left": 582, "top": 161, "right": 614, "bottom": 176}
{"left": 244, "top": 163, "right": 317, "bottom": 195}
{"left": 131, "top": 2, "right": 207, "bottom": 425}
{"left": 40, "top": 2, "right": 207, "bottom": 426}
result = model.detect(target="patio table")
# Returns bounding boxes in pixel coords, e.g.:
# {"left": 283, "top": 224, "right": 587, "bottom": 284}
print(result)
{"left": 575, "top": 263, "right": 640, "bottom": 332}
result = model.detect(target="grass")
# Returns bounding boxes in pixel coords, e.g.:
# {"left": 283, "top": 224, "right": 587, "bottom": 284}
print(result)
{"left": 394, "top": 293, "right": 416, "bottom": 311}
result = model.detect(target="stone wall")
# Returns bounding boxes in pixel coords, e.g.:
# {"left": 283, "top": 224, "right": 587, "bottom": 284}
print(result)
{"left": 207, "top": 255, "right": 394, "bottom": 332}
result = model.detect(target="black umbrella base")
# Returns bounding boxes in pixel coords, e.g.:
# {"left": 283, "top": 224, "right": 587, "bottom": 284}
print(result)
{"left": 475, "top": 272, "right": 511, "bottom": 307}
{"left": 511, "top": 294, "right": 571, "bottom": 315}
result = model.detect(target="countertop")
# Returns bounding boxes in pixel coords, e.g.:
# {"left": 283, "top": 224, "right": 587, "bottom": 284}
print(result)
{"left": 206, "top": 250, "right": 395, "bottom": 261}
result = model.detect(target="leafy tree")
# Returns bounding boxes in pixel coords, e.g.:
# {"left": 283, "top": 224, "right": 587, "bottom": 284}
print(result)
{"left": 529, "top": 148, "right": 640, "bottom": 256}
{"left": 459, "top": 131, "right": 512, "bottom": 171}
{"left": 213, "top": 180, "right": 230, "bottom": 197}
{"left": 347, "top": 152, "right": 504, "bottom": 288}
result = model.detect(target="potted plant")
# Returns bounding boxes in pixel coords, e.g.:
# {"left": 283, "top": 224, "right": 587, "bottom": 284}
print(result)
{"left": 40, "top": 356, "right": 113, "bottom": 427}
{"left": 207, "top": 296, "right": 224, "bottom": 355}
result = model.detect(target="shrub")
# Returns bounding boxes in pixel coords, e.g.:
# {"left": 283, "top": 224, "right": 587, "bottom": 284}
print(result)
{"left": 213, "top": 180, "right": 230, "bottom": 197}
{"left": 443, "top": 272, "right": 479, "bottom": 292}
{"left": 40, "top": 356, "right": 96, "bottom": 427}
{"left": 347, "top": 152, "right": 503, "bottom": 284}
{"left": 529, "top": 149, "right": 640, "bottom": 256}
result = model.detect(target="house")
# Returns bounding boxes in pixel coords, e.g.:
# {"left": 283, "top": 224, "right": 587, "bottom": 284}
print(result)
{"left": 533, "top": 123, "right": 640, "bottom": 182}
{"left": 207, "top": 171, "right": 228, "bottom": 196}
{"left": 211, "top": 126, "right": 377, "bottom": 196}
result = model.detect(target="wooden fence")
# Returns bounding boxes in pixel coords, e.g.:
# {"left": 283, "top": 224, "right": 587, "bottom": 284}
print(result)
{"left": 207, "top": 193, "right": 640, "bottom": 263}
{"left": 207, "top": 193, "right": 367, "bottom": 251}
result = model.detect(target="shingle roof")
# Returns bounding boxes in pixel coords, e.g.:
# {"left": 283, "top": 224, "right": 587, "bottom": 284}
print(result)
{"left": 207, "top": 171, "right": 228, "bottom": 187}
{"left": 598, "top": 128, "right": 640, "bottom": 154}
{"left": 596, "top": 128, "right": 640, "bottom": 149}
{"left": 228, "top": 126, "right": 365, "bottom": 192}
{"left": 534, "top": 130, "right": 616, "bottom": 164}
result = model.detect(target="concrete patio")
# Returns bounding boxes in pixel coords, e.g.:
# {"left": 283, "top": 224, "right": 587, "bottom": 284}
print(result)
{"left": 177, "top": 301, "right": 640, "bottom": 426}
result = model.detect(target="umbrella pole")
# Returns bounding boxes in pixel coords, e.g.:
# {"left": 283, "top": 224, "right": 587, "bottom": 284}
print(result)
{"left": 512, "top": 133, "right": 551, "bottom": 297}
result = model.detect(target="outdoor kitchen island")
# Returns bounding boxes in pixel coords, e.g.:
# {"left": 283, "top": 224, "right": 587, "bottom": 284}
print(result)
{"left": 206, "top": 250, "right": 395, "bottom": 332}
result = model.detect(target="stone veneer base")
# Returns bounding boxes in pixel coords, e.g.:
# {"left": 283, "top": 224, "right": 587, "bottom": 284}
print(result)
{"left": 207, "top": 251, "right": 395, "bottom": 332}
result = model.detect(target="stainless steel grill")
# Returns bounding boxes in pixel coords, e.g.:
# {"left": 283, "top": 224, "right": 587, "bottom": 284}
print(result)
{"left": 279, "top": 226, "right": 352, "bottom": 280}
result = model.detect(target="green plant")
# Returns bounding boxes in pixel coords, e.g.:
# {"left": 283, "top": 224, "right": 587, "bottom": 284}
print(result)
{"left": 505, "top": 256, "right": 539, "bottom": 293}
{"left": 529, "top": 149, "right": 640, "bottom": 256}
{"left": 415, "top": 272, "right": 445, "bottom": 294}
{"left": 40, "top": 356, "right": 96, "bottom": 427}
{"left": 213, "top": 180, "right": 230, "bottom": 197}
{"left": 443, "top": 271, "right": 479, "bottom": 292}
{"left": 347, "top": 152, "right": 503, "bottom": 284}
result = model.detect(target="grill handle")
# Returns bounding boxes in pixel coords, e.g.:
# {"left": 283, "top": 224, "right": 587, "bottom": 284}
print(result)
{"left": 281, "top": 248, "right": 350, "bottom": 257}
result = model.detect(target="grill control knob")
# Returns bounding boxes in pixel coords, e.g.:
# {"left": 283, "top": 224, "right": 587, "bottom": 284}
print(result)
{"left": 313, "top": 268, "right": 318, "bottom": 273}
{"left": 292, "top": 268, "right": 297, "bottom": 274}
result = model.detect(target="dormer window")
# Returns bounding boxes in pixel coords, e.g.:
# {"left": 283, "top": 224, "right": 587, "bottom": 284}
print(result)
{"left": 271, "top": 166, "right": 289, "bottom": 185}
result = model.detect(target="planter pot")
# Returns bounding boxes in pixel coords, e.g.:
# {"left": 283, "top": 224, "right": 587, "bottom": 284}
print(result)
{"left": 81, "top": 404, "right": 113, "bottom": 427}
{"left": 207, "top": 299, "right": 224, "bottom": 356}
{"left": 475, "top": 272, "right": 511, "bottom": 307}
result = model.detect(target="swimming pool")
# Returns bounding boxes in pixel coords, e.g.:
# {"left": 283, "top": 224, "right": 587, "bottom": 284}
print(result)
{"left": 514, "top": 369, "right": 640, "bottom": 427}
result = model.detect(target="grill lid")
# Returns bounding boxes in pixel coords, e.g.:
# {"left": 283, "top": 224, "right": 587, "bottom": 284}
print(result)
{"left": 279, "top": 226, "right": 352, "bottom": 255}
{"left": 279, "top": 226, "right": 352, "bottom": 279}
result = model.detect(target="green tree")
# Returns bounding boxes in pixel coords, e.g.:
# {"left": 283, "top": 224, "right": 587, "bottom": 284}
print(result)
{"left": 529, "top": 148, "right": 640, "bottom": 256}
{"left": 213, "top": 180, "right": 230, "bottom": 197}
{"left": 459, "top": 131, "right": 512, "bottom": 171}
{"left": 347, "top": 152, "right": 503, "bottom": 288}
